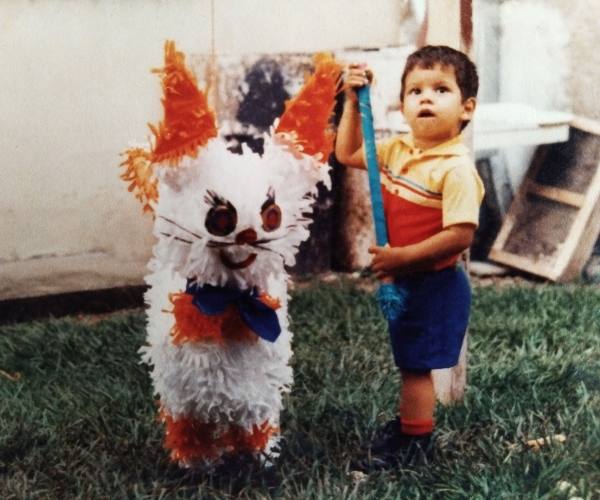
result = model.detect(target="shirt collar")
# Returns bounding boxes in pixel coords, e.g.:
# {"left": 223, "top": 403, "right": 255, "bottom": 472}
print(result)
{"left": 398, "top": 133, "right": 469, "bottom": 157}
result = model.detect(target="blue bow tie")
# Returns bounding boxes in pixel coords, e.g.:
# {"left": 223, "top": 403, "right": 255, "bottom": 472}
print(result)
{"left": 185, "top": 281, "right": 281, "bottom": 343}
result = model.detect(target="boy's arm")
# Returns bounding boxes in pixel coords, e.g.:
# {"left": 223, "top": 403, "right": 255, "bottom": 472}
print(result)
{"left": 334, "top": 65, "right": 370, "bottom": 169}
{"left": 335, "top": 99, "right": 366, "bottom": 169}
{"left": 368, "top": 223, "right": 475, "bottom": 278}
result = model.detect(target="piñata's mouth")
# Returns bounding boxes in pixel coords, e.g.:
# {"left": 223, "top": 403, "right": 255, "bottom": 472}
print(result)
{"left": 219, "top": 250, "right": 257, "bottom": 269}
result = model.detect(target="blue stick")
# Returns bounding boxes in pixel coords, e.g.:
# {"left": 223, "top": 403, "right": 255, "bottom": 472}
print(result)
{"left": 357, "top": 86, "right": 407, "bottom": 322}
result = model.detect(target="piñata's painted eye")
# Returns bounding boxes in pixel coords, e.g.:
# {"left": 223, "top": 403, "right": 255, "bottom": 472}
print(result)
{"left": 205, "top": 204, "right": 237, "bottom": 236}
{"left": 261, "top": 202, "right": 281, "bottom": 232}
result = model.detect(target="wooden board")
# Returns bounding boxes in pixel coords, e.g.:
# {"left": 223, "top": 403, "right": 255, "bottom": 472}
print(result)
{"left": 472, "top": 154, "right": 513, "bottom": 260}
{"left": 489, "top": 118, "right": 600, "bottom": 281}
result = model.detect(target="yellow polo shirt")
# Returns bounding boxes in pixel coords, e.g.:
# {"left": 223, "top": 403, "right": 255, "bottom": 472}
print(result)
{"left": 375, "top": 133, "right": 484, "bottom": 269}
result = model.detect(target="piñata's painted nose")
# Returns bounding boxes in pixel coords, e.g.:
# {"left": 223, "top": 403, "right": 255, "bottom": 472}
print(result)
{"left": 235, "top": 228, "right": 257, "bottom": 245}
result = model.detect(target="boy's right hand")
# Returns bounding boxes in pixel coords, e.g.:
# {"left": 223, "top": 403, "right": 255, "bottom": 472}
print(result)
{"left": 343, "top": 63, "right": 373, "bottom": 104}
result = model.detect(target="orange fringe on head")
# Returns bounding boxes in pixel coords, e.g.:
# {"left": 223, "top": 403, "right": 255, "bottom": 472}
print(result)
{"left": 119, "top": 147, "right": 158, "bottom": 214}
{"left": 150, "top": 40, "right": 218, "bottom": 166}
{"left": 275, "top": 53, "right": 342, "bottom": 160}
{"left": 161, "top": 410, "right": 278, "bottom": 463}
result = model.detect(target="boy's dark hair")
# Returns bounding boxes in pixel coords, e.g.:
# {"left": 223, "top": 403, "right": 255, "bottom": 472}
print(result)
{"left": 400, "top": 45, "right": 478, "bottom": 102}
{"left": 400, "top": 45, "right": 478, "bottom": 131}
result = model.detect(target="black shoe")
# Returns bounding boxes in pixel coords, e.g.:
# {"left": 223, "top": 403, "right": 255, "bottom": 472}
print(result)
{"left": 368, "top": 418, "right": 403, "bottom": 456}
{"left": 354, "top": 420, "right": 434, "bottom": 472}
{"left": 396, "top": 432, "right": 433, "bottom": 467}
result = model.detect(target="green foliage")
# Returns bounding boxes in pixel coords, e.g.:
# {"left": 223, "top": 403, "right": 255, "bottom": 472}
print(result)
{"left": 0, "top": 282, "right": 599, "bottom": 499}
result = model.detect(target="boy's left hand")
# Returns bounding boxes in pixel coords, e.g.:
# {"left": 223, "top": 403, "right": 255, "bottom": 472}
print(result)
{"left": 368, "top": 245, "right": 405, "bottom": 280}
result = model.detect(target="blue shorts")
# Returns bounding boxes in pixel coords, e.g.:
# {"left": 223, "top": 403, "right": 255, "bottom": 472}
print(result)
{"left": 388, "top": 265, "right": 471, "bottom": 371}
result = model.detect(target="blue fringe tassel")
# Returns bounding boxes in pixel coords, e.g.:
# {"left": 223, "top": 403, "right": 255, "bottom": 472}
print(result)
{"left": 377, "top": 283, "right": 408, "bottom": 322}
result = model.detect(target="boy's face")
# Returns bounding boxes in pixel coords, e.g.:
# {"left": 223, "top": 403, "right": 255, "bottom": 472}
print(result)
{"left": 400, "top": 63, "right": 476, "bottom": 149}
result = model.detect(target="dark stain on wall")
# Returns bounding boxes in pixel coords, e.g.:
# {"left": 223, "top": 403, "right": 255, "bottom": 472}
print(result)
{"left": 237, "top": 58, "right": 290, "bottom": 130}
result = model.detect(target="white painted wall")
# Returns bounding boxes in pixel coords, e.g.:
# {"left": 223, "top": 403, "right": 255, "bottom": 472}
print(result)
{"left": 498, "top": 0, "right": 570, "bottom": 190}
{"left": 491, "top": 0, "right": 600, "bottom": 192}
{"left": 0, "top": 0, "right": 407, "bottom": 266}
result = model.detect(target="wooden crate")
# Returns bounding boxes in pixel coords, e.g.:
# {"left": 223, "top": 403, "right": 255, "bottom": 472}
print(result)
{"left": 489, "top": 118, "right": 600, "bottom": 281}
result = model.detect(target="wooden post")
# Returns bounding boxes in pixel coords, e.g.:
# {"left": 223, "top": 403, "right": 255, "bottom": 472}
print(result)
{"left": 421, "top": 0, "right": 474, "bottom": 404}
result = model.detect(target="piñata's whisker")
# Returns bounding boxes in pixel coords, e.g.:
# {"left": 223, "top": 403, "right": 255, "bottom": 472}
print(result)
{"left": 158, "top": 215, "right": 203, "bottom": 240}
{"left": 160, "top": 232, "right": 193, "bottom": 244}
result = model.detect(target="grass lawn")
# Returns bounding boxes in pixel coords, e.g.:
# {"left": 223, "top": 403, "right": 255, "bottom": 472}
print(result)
{"left": 1, "top": 280, "right": 599, "bottom": 499}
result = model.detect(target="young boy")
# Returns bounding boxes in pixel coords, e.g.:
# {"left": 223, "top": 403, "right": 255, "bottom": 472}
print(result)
{"left": 335, "top": 45, "right": 484, "bottom": 470}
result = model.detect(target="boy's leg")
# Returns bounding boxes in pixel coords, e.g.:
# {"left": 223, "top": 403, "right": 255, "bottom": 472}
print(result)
{"left": 399, "top": 369, "right": 435, "bottom": 435}
{"left": 359, "top": 369, "right": 435, "bottom": 471}
{"left": 370, "top": 369, "right": 435, "bottom": 450}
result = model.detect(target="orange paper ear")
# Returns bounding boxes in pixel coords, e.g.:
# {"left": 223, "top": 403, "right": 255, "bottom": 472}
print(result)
{"left": 275, "top": 53, "right": 342, "bottom": 160}
{"left": 149, "top": 40, "right": 218, "bottom": 166}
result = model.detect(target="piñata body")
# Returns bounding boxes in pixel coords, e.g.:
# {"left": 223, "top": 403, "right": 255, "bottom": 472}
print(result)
{"left": 121, "top": 42, "right": 341, "bottom": 467}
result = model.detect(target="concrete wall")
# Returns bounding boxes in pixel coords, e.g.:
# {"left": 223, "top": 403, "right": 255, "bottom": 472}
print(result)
{"left": 4, "top": 0, "right": 598, "bottom": 297}
{"left": 0, "top": 0, "right": 408, "bottom": 296}
{"left": 545, "top": 0, "right": 600, "bottom": 122}
{"left": 496, "top": 0, "right": 569, "bottom": 190}
{"left": 490, "top": 0, "right": 600, "bottom": 190}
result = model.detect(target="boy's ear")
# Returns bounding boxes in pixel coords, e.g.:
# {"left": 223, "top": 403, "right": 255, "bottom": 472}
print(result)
{"left": 461, "top": 97, "right": 477, "bottom": 121}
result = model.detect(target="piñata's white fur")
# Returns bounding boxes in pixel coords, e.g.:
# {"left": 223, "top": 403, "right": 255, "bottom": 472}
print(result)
{"left": 140, "top": 134, "right": 330, "bottom": 465}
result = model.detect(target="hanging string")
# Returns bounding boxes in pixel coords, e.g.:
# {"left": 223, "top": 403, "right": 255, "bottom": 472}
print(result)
{"left": 210, "top": 0, "right": 215, "bottom": 59}
{"left": 205, "top": 0, "right": 219, "bottom": 117}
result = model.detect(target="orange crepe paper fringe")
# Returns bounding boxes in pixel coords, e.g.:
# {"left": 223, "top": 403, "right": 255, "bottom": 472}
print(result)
{"left": 119, "top": 148, "right": 158, "bottom": 214}
{"left": 257, "top": 292, "right": 281, "bottom": 310}
{"left": 150, "top": 40, "right": 218, "bottom": 167}
{"left": 169, "top": 292, "right": 259, "bottom": 345}
{"left": 161, "top": 410, "right": 278, "bottom": 463}
{"left": 169, "top": 292, "right": 224, "bottom": 345}
{"left": 276, "top": 53, "right": 342, "bottom": 160}
{"left": 219, "top": 306, "right": 260, "bottom": 343}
